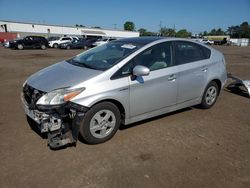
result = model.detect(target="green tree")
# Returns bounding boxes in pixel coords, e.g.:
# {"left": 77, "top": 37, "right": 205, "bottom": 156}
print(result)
{"left": 124, "top": 21, "right": 135, "bottom": 31}
{"left": 92, "top": 26, "right": 101, "bottom": 29}
{"left": 216, "top": 28, "right": 225, "bottom": 35}
{"left": 209, "top": 29, "right": 217, "bottom": 35}
{"left": 203, "top": 31, "right": 208, "bottom": 36}
{"left": 138, "top": 28, "right": 157, "bottom": 36}
{"left": 76, "top": 24, "right": 85, "bottom": 28}
{"left": 159, "top": 27, "right": 175, "bottom": 37}
{"left": 176, "top": 29, "right": 191, "bottom": 38}
{"left": 227, "top": 22, "right": 250, "bottom": 38}
{"left": 138, "top": 28, "right": 147, "bottom": 36}
{"left": 240, "top": 22, "right": 250, "bottom": 38}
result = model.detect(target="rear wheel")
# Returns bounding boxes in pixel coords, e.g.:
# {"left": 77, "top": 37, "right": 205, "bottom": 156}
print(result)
{"left": 200, "top": 81, "right": 219, "bottom": 109}
{"left": 17, "top": 44, "right": 24, "bottom": 50}
{"left": 66, "top": 45, "right": 71, "bottom": 50}
{"left": 79, "top": 102, "right": 121, "bottom": 144}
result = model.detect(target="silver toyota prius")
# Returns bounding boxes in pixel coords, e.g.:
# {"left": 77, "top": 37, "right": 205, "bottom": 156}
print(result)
{"left": 21, "top": 37, "right": 227, "bottom": 149}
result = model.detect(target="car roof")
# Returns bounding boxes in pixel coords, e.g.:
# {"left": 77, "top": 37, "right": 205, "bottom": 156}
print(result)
{"left": 117, "top": 37, "right": 166, "bottom": 45}
{"left": 115, "top": 37, "right": 212, "bottom": 50}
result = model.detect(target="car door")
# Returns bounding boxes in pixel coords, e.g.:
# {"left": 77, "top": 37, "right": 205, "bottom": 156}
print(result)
{"left": 23, "top": 36, "right": 33, "bottom": 48}
{"left": 76, "top": 41, "right": 84, "bottom": 48}
{"left": 129, "top": 42, "right": 178, "bottom": 117}
{"left": 174, "top": 41, "right": 209, "bottom": 104}
{"left": 33, "top": 37, "right": 41, "bottom": 48}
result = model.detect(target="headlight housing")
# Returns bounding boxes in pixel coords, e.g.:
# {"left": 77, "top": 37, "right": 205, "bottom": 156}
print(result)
{"left": 36, "top": 88, "right": 84, "bottom": 106}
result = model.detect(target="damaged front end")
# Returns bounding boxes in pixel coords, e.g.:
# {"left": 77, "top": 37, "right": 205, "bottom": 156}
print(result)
{"left": 21, "top": 84, "right": 88, "bottom": 149}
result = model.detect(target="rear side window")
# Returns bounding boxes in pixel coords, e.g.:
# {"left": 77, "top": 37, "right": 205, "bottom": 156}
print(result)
{"left": 201, "top": 46, "right": 211, "bottom": 59}
{"left": 62, "top": 37, "right": 71, "bottom": 40}
{"left": 174, "top": 41, "right": 209, "bottom": 65}
{"left": 33, "top": 37, "right": 42, "bottom": 41}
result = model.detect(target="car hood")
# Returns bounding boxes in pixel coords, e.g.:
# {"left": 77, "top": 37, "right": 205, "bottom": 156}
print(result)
{"left": 26, "top": 61, "right": 102, "bottom": 92}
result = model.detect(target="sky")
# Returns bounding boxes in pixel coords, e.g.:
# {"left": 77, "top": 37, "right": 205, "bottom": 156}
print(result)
{"left": 0, "top": 0, "right": 249, "bottom": 34}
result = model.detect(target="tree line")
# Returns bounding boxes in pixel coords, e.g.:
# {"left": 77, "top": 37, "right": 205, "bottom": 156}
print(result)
{"left": 123, "top": 21, "right": 250, "bottom": 39}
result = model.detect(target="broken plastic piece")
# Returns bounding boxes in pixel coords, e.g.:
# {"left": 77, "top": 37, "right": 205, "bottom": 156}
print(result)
{"left": 227, "top": 73, "right": 250, "bottom": 98}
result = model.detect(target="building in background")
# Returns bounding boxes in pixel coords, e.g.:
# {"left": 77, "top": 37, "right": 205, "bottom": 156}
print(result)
{"left": 0, "top": 20, "right": 139, "bottom": 42}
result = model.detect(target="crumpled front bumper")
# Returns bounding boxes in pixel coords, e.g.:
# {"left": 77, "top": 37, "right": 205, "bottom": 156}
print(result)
{"left": 21, "top": 93, "right": 87, "bottom": 149}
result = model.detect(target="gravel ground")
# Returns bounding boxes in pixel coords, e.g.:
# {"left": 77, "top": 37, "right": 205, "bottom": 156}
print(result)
{"left": 0, "top": 45, "right": 249, "bottom": 188}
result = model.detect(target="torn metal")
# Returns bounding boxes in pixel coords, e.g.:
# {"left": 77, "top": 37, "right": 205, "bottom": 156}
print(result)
{"left": 21, "top": 84, "right": 87, "bottom": 149}
{"left": 227, "top": 73, "right": 250, "bottom": 97}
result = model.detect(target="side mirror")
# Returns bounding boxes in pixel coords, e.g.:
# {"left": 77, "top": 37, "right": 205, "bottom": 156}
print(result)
{"left": 133, "top": 65, "right": 150, "bottom": 77}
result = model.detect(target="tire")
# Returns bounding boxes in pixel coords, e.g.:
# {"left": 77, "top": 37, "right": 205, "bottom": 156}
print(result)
{"left": 80, "top": 102, "right": 121, "bottom": 144}
{"left": 53, "top": 43, "right": 58, "bottom": 48}
{"left": 17, "top": 44, "right": 24, "bottom": 50}
{"left": 41, "top": 44, "right": 46, "bottom": 50}
{"left": 200, "top": 81, "right": 219, "bottom": 109}
{"left": 66, "top": 45, "right": 70, "bottom": 50}
{"left": 84, "top": 46, "right": 87, "bottom": 50}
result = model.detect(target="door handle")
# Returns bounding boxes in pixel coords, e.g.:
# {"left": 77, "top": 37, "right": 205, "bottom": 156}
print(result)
{"left": 168, "top": 74, "right": 176, "bottom": 81}
{"left": 201, "top": 66, "right": 208, "bottom": 72}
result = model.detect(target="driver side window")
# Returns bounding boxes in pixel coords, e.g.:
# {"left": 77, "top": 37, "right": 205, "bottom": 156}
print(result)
{"left": 133, "top": 42, "right": 172, "bottom": 71}
{"left": 111, "top": 42, "right": 173, "bottom": 80}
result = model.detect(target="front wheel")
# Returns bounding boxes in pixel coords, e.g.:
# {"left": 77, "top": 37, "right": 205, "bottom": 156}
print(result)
{"left": 200, "top": 81, "right": 219, "bottom": 109}
{"left": 41, "top": 44, "right": 46, "bottom": 50}
{"left": 17, "top": 44, "right": 24, "bottom": 50}
{"left": 80, "top": 102, "right": 121, "bottom": 144}
{"left": 53, "top": 43, "right": 58, "bottom": 48}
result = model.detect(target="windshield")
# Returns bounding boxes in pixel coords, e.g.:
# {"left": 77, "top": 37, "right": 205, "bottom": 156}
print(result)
{"left": 67, "top": 41, "right": 143, "bottom": 70}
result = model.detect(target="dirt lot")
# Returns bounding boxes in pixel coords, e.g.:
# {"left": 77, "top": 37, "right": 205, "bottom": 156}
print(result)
{"left": 0, "top": 45, "right": 249, "bottom": 188}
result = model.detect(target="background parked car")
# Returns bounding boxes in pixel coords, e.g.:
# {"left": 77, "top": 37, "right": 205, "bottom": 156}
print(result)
{"left": 213, "top": 38, "right": 228, "bottom": 45}
{"left": 83, "top": 38, "right": 98, "bottom": 48}
{"left": 48, "top": 36, "right": 79, "bottom": 48}
{"left": 0, "top": 38, "right": 5, "bottom": 44}
{"left": 3, "top": 40, "right": 10, "bottom": 47}
{"left": 59, "top": 38, "right": 98, "bottom": 49}
{"left": 9, "top": 36, "right": 49, "bottom": 50}
{"left": 92, "top": 38, "right": 117, "bottom": 47}
{"left": 201, "top": 39, "right": 214, "bottom": 45}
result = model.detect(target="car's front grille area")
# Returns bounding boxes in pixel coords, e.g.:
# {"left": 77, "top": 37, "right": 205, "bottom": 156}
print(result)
{"left": 23, "top": 84, "right": 45, "bottom": 108}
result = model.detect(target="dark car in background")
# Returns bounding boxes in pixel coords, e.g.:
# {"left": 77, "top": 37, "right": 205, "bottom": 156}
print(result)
{"left": 59, "top": 38, "right": 98, "bottom": 49}
{"left": 9, "top": 36, "right": 49, "bottom": 50}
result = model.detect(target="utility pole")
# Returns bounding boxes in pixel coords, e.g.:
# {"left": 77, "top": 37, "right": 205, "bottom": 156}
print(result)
{"left": 159, "top": 21, "right": 162, "bottom": 36}
{"left": 173, "top": 24, "right": 176, "bottom": 37}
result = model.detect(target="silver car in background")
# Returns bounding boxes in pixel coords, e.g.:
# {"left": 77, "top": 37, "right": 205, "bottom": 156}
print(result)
{"left": 21, "top": 37, "right": 227, "bottom": 149}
